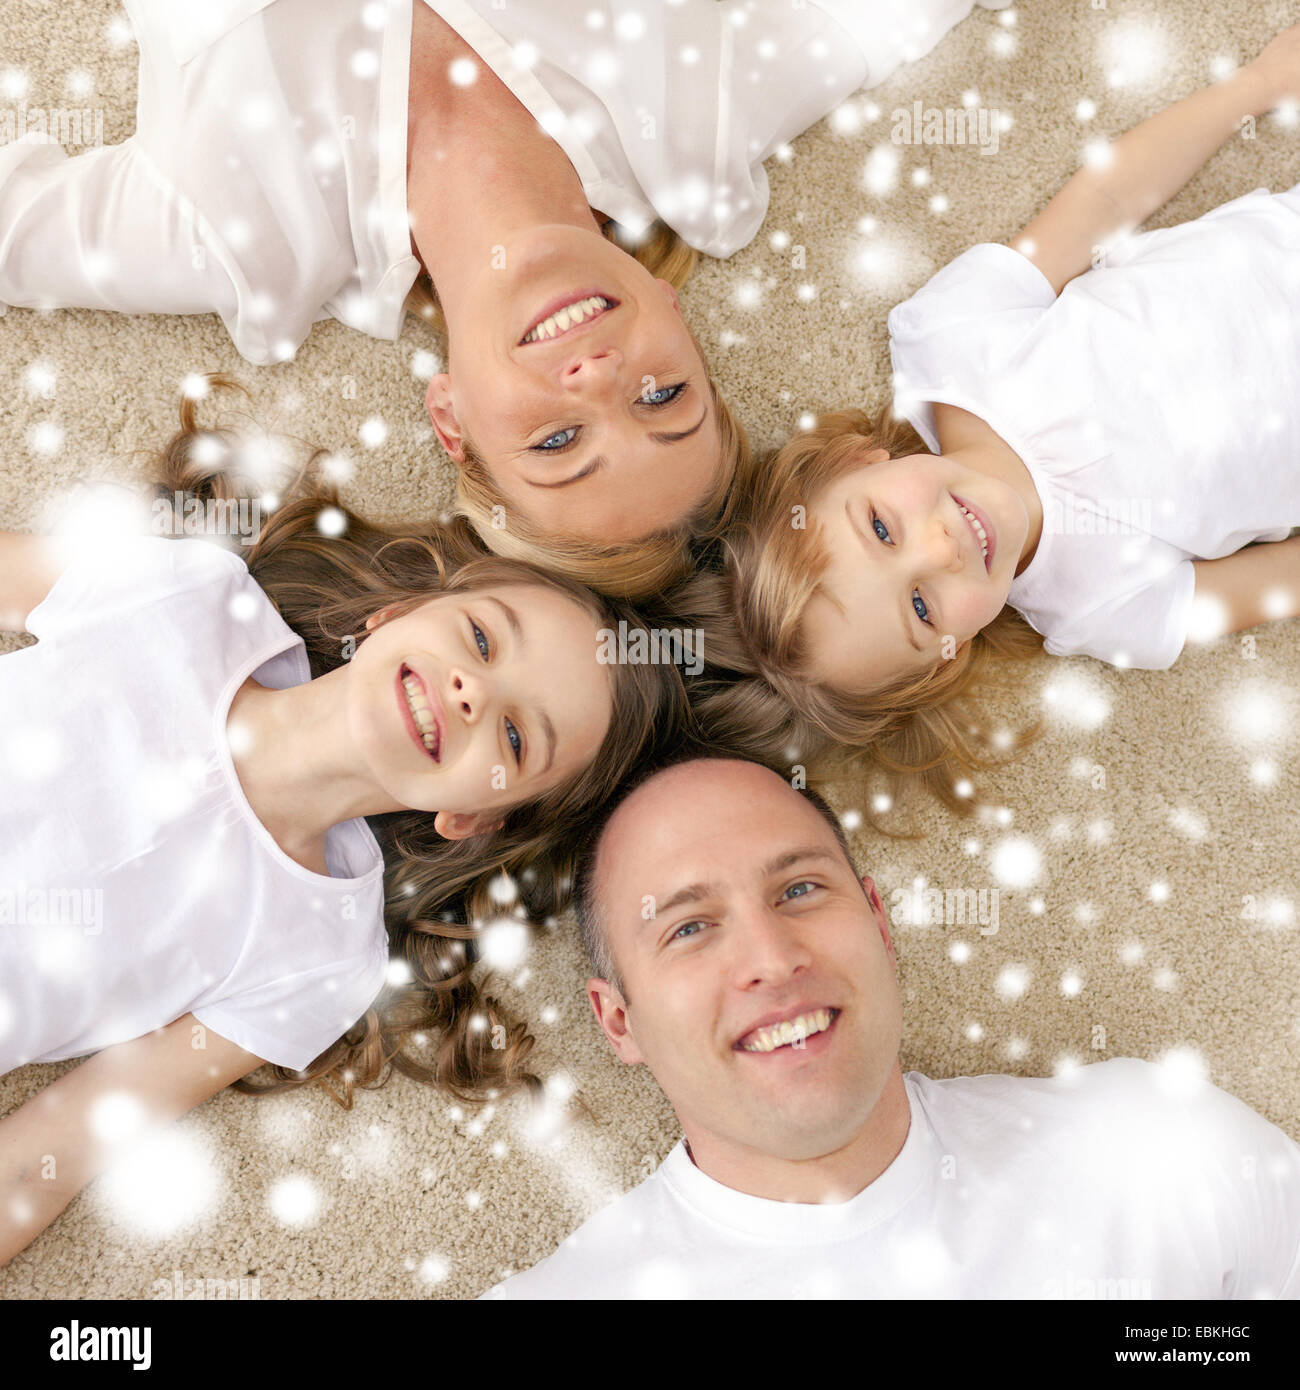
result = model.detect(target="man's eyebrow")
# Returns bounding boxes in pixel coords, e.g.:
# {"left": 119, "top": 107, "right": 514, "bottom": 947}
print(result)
{"left": 647, "top": 847, "right": 843, "bottom": 924}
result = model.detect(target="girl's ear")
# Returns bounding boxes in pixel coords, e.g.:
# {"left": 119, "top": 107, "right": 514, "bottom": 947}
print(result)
{"left": 433, "top": 810, "right": 506, "bottom": 841}
{"left": 364, "top": 606, "right": 399, "bottom": 633}
{"left": 861, "top": 447, "right": 890, "bottom": 466}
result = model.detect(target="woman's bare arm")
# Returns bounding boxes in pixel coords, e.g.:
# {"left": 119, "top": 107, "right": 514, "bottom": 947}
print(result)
{"left": 0, "top": 1014, "right": 263, "bottom": 1265}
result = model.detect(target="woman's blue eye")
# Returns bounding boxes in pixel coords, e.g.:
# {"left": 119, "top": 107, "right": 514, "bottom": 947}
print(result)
{"left": 505, "top": 718, "right": 522, "bottom": 765}
{"left": 471, "top": 620, "right": 490, "bottom": 660}
{"left": 641, "top": 382, "right": 685, "bottom": 407}
{"left": 534, "top": 426, "right": 579, "bottom": 452}
{"left": 912, "top": 591, "right": 931, "bottom": 624}
{"left": 872, "top": 514, "right": 892, "bottom": 543}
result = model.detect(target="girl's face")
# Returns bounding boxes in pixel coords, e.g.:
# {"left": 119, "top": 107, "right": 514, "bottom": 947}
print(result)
{"left": 347, "top": 582, "right": 613, "bottom": 836}
{"left": 800, "top": 452, "right": 1029, "bottom": 692}
{"left": 426, "top": 227, "right": 722, "bottom": 543}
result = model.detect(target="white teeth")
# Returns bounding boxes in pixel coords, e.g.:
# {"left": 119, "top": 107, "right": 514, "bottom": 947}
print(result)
{"left": 740, "top": 1008, "right": 835, "bottom": 1053}
{"left": 522, "top": 295, "right": 611, "bottom": 344}
{"left": 959, "top": 504, "right": 989, "bottom": 559}
{"left": 402, "top": 675, "right": 439, "bottom": 756}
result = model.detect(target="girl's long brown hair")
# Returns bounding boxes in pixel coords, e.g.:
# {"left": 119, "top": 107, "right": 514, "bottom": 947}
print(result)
{"left": 151, "top": 378, "right": 688, "bottom": 1104}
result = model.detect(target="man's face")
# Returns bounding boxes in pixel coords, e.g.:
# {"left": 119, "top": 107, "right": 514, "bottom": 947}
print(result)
{"left": 588, "top": 760, "right": 902, "bottom": 1163}
{"left": 426, "top": 226, "right": 722, "bottom": 543}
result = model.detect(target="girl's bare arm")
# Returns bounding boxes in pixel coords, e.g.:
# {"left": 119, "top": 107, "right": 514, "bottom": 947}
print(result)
{"left": 1191, "top": 535, "right": 1300, "bottom": 643}
{"left": 1013, "top": 23, "right": 1300, "bottom": 296}
{"left": 0, "top": 1014, "right": 263, "bottom": 1265}
{"left": 0, "top": 532, "right": 63, "bottom": 634}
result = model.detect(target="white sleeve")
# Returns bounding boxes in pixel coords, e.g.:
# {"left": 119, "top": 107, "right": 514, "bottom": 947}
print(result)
{"left": 636, "top": 0, "right": 994, "bottom": 257}
{"left": 0, "top": 135, "right": 227, "bottom": 318}
{"left": 193, "top": 944, "right": 388, "bottom": 1073}
{"left": 1040, "top": 561, "right": 1195, "bottom": 670}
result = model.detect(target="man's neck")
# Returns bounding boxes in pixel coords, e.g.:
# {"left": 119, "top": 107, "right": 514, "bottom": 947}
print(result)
{"left": 678, "top": 1063, "right": 913, "bottom": 1204}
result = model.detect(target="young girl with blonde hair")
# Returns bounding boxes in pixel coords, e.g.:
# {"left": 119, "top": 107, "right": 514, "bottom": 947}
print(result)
{"left": 0, "top": 0, "right": 1002, "bottom": 593}
{"left": 722, "top": 25, "right": 1300, "bottom": 806}
{"left": 0, "top": 384, "right": 685, "bottom": 1264}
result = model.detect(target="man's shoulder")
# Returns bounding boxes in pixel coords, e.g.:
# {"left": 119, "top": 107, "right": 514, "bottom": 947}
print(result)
{"left": 480, "top": 1152, "right": 683, "bottom": 1301}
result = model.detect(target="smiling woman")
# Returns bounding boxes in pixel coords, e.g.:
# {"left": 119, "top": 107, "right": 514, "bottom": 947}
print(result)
{"left": 0, "top": 0, "right": 999, "bottom": 600}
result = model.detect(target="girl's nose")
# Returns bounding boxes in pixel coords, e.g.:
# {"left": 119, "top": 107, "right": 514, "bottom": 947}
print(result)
{"left": 448, "top": 667, "right": 488, "bottom": 723}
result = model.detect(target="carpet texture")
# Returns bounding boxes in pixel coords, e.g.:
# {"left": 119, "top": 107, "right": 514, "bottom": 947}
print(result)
{"left": 2, "top": 0, "right": 1298, "bottom": 1300}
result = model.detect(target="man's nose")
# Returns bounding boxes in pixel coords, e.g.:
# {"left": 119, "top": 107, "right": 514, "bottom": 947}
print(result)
{"left": 731, "top": 906, "right": 812, "bottom": 987}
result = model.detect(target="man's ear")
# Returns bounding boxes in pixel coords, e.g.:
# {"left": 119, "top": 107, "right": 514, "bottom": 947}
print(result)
{"left": 587, "top": 977, "right": 644, "bottom": 1065}
{"left": 426, "top": 374, "right": 467, "bottom": 462}
{"left": 861, "top": 874, "right": 898, "bottom": 970}
{"left": 433, "top": 810, "right": 506, "bottom": 841}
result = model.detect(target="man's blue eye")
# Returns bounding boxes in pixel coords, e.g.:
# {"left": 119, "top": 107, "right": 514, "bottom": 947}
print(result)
{"left": 872, "top": 515, "right": 891, "bottom": 543}
{"left": 672, "top": 921, "right": 703, "bottom": 940}
{"left": 535, "top": 427, "right": 578, "bottom": 452}
{"left": 471, "top": 621, "right": 490, "bottom": 659}
{"left": 912, "top": 591, "right": 931, "bottom": 624}
{"left": 505, "top": 718, "right": 522, "bottom": 765}
{"left": 784, "top": 881, "right": 817, "bottom": 900}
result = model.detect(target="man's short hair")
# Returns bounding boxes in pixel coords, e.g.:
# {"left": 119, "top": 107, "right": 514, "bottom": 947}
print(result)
{"left": 573, "top": 753, "right": 860, "bottom": 995}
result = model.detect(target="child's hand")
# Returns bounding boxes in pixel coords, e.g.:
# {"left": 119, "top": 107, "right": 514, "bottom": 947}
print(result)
{"left": 1242, "top": 22, "right": 1300, "bottom": 111}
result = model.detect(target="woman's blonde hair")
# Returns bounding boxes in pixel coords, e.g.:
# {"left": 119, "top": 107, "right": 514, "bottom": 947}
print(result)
{"left": 407, "top": 220, "right": 755, "bottom": 601}
{"left": 150, "top": 377, "right": 689, "bottom": 1105}
{"left": 714, "top": 407, "right": 1044, "bottom": 821}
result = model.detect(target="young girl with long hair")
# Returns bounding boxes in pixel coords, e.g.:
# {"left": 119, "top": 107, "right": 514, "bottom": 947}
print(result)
{"left": 0, "top": 0, "right": 1003, "bottom": 590}
{"left": 718, "top": 25, "right": 1300, "bottom": 809}
{"left": 0, "top": 384, "right": 686, "bottom": 1263}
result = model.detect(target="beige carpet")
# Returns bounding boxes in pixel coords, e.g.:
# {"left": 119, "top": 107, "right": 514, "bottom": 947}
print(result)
{"left": 2, "top": 0, "right": 1298, "bottom": 1299}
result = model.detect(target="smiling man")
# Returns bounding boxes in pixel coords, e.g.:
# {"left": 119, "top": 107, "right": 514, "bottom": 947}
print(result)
{"left": 484, "top": 757, "right": 1300, "bottom": 1300}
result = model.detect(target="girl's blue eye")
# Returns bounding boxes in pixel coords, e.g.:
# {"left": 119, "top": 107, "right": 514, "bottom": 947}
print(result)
{"left": 912, "top": 591, "right": 931, "bottom": 624}
{"left": 505, "top": 717, "right": 522, "bottom": 765}
{"left": 471, "top": 620, "right": 490, "bottom": 660}
{"left": 872, "top": 514, "right": 891, "bottom": 543}
{"left": 534, "top": 426, "right": 579, "bottom": 452}
{"left": 641, "top": 382, "right": 685, "bottom": 407}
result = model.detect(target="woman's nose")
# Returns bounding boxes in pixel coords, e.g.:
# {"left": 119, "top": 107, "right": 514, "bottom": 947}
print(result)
{"left": 560, "top": 349, "right": 622, "bottom": 389}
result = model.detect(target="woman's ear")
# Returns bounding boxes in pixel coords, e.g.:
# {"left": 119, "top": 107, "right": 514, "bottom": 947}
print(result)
{"left": 433, "top": 810, "right": 506, "bottom": 841}
{"left": 426, "top": 375, "right": 467, "bottom": 462}
{"left": 654, "top": 277, "right": 681, "bottom": 314}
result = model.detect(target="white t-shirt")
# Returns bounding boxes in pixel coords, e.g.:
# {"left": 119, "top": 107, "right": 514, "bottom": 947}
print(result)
{"left": 483, "top": 1059, "right": 1300, "bottom": 1299}
{"left": 887, "top": 183, "right": 1300, "bottom": 668}
{"left": 0, "top": 0, "right": 995, "bottom": 361}
{"left": 0, "top": 534, "right": 389, "bottom": 1074}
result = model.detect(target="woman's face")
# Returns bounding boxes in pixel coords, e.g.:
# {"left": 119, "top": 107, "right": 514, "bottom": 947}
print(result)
{"left": 347, "top": 582, "right": 613, "bottom": 837}
{"left": 426, "top": 226, "right": 723, "bottom": 543}
{"left": 799, "top": 452, "right": 1029, "bottom": 693}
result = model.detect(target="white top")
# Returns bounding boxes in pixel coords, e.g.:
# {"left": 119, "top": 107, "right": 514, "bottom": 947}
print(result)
{"left": 0, "top": 0, "right": 993, "bottom": 362}
{"left": 0, "top": 535, "right": 389, "bottom": 1074}
{"left": 483, "top": 1060, "right": 1300, "bottom": 1299}
{"left": 888, "top": 183, "right": 1300, "bottom": 668}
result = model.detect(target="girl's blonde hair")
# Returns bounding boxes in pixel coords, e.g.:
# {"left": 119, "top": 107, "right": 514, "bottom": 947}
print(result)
{"left": 150, "top": 377, "right": 688, "bottom": 1105}
{"left": 407, "top": 220, "right": 755, "bottom": 601}
{"left": 715, "top": 407, "right": 1044, "bottom": 820}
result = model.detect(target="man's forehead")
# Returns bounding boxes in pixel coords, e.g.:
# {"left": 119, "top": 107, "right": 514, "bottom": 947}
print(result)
{"left": 597, "top": 761, "right": 835, "bottom": 894}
